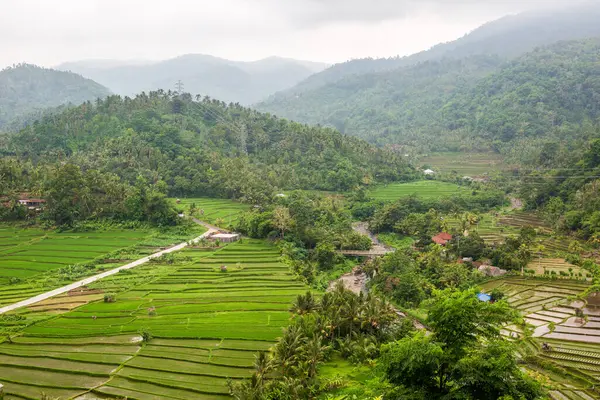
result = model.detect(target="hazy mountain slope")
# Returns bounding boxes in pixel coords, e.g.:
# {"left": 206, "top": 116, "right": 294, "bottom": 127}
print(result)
{"left": 263, "top": 2, "right": 600, "bottom": 96}
{"left": 259, "top": 38, "right": 600, "bottom": 153}
{"left": 58, "top": 55, "right": 328, "bottom": 105}
{"left": 58, "top": 59, "right": 153, "bottom": 70}
{"left": 0, "top": 64, "right": 111, "bottom": 130}
{"left": 258, "top": 55, "right": 503, "bottom": 145}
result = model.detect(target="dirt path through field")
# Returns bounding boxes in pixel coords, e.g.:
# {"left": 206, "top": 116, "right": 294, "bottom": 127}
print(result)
{"left": 191, "top": 217, "right": 224, "bottom": 232}
{"left": 0, "top": 227, "right": 217, "bottom": 315}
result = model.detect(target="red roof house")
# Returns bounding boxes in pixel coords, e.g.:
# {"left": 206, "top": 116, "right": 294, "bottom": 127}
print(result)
{"left": 432, "top": 232, "right": 452, "bottom": 246}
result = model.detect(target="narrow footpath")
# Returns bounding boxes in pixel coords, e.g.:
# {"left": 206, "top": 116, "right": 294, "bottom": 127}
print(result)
{"left": 0, "top": 227, "right": 217, "bottom": 315}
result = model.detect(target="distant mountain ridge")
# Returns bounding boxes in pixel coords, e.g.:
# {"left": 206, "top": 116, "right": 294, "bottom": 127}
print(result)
{"left": 256, "top": 2, "right": 600, "bottom": 154}
{"left": 57, "top": 55, "right": 329, "bottom": 105}
{"left": 0, "top": 63, "right": 111, "bottom": 130}
{"left": 259, "top": 38, "right": 600, "bottom": 155}
{"left": 261, "top": 2, "right": 600, "bottom": 98}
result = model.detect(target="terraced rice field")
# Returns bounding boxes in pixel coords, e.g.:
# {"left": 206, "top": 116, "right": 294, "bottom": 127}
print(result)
{"left": 0, "top": 239, "right": 307, "bottom": 399}
{"left": 528, "top": 258, "right": 585, "bottom": 278}
{"left": 445, "top": 211, "right": 574, "bottom": 259}
{"left": 173, "top": 198, "right": 250, "bottom": 227}
{"left": 498, "top": 211, "right": 553, "bottom": 234}
{"left": 369, "top": 180, "right": 466, "bottom": 201}
{"left": 420, "top": 152, "right": 507, "bottom": 176}
{"left": 0, "top": 227, "right": 159, "bottom": 306}
{"left": 481, "top": 278, "right": 600, "bottom": 398}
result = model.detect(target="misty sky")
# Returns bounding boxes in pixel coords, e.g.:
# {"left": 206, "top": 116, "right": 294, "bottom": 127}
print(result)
{"left": 0, "top": 0, "right": 579, "bottom": 68}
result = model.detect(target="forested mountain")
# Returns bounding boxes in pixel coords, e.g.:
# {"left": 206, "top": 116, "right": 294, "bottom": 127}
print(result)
{"left": 258, "top": 38, "right": 600, "bottom": 156}
{"left": 57, "top": 55, "right": 328, "bottom": 105}
{"left": 0, "top": 64, "right": 111, "bottom": 130}
{"left": 262, "top": 2, "right": 600, "bottom": 97}
{"left": 3, "top": 91, "right": 412, "bottom": 204}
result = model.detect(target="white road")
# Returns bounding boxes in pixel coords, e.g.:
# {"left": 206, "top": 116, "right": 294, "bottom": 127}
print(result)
{"left": 0, "top": 228, "right": 217, "bottom": 315}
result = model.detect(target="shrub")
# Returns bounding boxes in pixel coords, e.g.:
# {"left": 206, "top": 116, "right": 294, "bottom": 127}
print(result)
{"left": 140, "top": 328, "right": 153, "bottom": 343}
{"left": 103, "top": 293, "right": 116, "bottom": 303}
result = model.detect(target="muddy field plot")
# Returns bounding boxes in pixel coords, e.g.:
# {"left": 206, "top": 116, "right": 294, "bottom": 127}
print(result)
{"left": 482, "top": 278, "right": 600, "bottom": 398}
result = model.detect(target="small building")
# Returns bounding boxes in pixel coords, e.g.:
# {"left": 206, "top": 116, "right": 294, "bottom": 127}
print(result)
{"left": 423, "top": 169, "right": 435, "bottom": 175}
{"left": 432, "top": 232, "right": 452, "bottom": 246}
{"left": 275, "top": 193, "right": 287, "bottom": 198}
{"left": 18, "top": 198, "right": 46, "bottom": 210}
{"left": 478, "top": 265, "right": 507, "bottom": 277}
{"left": 211, "top": 233, "right": 241, "bottom": 243}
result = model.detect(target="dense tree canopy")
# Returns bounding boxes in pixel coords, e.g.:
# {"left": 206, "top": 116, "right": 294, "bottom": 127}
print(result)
{"left": 4, "top": 91, "right": 413, "bottom": 201}
{"left": 259, "top": 38, "right": 600, "bottom": 157}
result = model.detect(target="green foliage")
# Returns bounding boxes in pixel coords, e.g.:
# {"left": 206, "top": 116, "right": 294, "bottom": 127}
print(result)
{"left": 368, "top": 191, "right": 506, "bottom": 233}
{"left": 237, "top": 192, "right": 370, "bottom": 282}
{"left": 427, "top": 289, "right": 518, "bottom": 360}
{"left": 314, "top": 242, "right": 339, "bottom": 271}
{"left": 103, "top": 293, "right": 116, "bottom": 303}
{"left": 7, "top": 92, "right": 411, "bottom": 198}
{"left": 380, "top": 289, "right": 542, "bottom": 399}
{"left": 41, "top": 163, "right": 177, "bottom": 227}
{"left": 230, "top": 285, "right": 400, "bottom": 398}
{"left": 380, "top": 332, "right": 443, "bottom": 392}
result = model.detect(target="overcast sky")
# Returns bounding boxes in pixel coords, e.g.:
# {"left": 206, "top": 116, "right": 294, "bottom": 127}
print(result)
{"left": 0, "top": 0, "right": 578, "bottom": 68}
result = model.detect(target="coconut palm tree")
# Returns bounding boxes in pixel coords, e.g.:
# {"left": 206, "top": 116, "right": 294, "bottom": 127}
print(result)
{"left": 272, "top": 324, "right": 306, "bottom": 376}
{"left": 303, "top": 336, "right": 328, "bottom": 378}
{"left": 290, "top": 292, "right": 319, "bottom": 315}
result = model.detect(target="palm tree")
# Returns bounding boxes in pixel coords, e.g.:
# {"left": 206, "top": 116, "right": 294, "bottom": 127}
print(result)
{"left": 303, "top": 336, "right": 328, "bottom": 378}
{"left": 273, "top": 324, "right": 306, "bottom": 376}
{"left": 253, "top": 351, "right": 272, "bottom": 385}
{"left": 290, "top": 292, "right": 319, "bottom": 315}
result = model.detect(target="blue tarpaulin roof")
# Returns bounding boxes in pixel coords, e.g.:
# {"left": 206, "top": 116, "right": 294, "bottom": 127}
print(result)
{"left": 477, "top": 293, "right": 491, "bottom": 302}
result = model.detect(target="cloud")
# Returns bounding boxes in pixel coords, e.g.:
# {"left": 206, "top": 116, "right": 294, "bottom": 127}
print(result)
{"left": 271, "top": 0, "right": 577, "bottom": 27}
{"left": 0, "top": 0, "right": 583, "bottom": 68}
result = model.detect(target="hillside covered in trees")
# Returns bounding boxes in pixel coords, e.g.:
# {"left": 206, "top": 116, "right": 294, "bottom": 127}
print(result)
{"left": 57, "top": 55, "right": 328, "bottom": 105}
{"left": 2, "top": 91, "right": 412, "bottom": 207}
{"left": 258, "top": 38, "right": 600, "bottom": 157}
{"left": 0, "top": 64, "right": 111, "bottom": 131}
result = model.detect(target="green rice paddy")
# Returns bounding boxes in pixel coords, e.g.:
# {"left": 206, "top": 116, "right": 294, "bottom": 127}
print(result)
{"left": 0, "top": 239, "right": 307, "bottom": 399}
{"left": 420, "top": 152, "right": 508, "bottom": 176}
{"left": 172, "top": 197, "right": 250, "bottom": 227}
{"left": 369, "top": 180, "right": 465, "bottom": 201}
{"left": 0, "top": 224, "right": 207, "bottom": 310}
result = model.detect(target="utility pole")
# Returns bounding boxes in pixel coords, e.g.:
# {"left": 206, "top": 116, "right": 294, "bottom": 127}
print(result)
{"left": 175, "top": 80, "right": 184, "bottom": 95}
{"left": 237, "top": 121, "right": 248, "bottom": 156}
{"left": 174, "top": 80, "right": 185, "bottom": 132}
